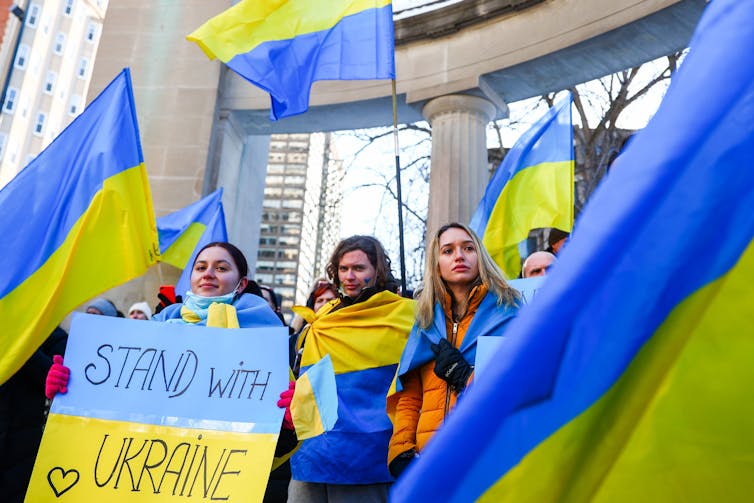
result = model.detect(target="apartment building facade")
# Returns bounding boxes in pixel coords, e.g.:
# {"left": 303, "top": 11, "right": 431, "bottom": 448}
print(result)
{"left": 0, "top": 0, "right": 106, "bottom": 188}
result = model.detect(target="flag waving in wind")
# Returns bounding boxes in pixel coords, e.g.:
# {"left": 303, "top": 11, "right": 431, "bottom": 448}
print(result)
{"left": 0, "top": 68, "right": 159, "bottom": 385}
{"left": 156, "top": 188, "right": 228, "bottom": 297}
{"left": 187, "top": 0, "right": 396, "bottom": 120}
{"left": 392, "top": 1, "right": 754, "bottom": 501}
{"left": 470, "top": 94, "right": 573, "bottom": 279}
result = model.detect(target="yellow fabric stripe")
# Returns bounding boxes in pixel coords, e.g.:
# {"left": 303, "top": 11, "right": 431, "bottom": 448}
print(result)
{"left": 160, "top": 222, "right": 206, "bottom": 269}
{"left": 187, "top": 0, "right": 392, "bottom": 63}
{"left": 481, "top": 238, "right": 754, "bottom": 502}
{"left": 28, "top": 413, "right": 278, "bottom": 502}
{"left": 483, "top": 160, "right": 573, "bottom": 279}
{"left": 300, "top": 291, "right": 415, "bottom": 374}
{"left": 0, "top": 165, "right": 159, "bottom": 384}
{"left": 206, "top": 303, "right": 240, "bottom": 328}
{"left": 290, "top": 372, "right": 325, "bottom": 439}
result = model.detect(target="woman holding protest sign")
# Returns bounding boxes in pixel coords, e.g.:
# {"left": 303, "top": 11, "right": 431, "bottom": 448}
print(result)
{"left": 386, "top": 223, "right": 521, "bottom": 478}
{"left": 154, "top": 241, "right": 280, "bottom": 327}
{"left": 45, "top": 241, "right": 296, "bottom": 502}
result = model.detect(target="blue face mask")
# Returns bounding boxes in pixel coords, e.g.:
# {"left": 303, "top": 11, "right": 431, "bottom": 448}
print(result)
{"left": 183, "top": 280, "right": 242, "bottom": 312}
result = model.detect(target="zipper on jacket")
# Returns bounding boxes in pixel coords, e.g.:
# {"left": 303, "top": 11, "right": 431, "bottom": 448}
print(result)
{"left": 444, "top": 321, "right": 459, "bottom": 419}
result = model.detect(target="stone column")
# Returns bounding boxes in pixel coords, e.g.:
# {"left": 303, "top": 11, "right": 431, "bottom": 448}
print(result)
{"left": 422, "top": 94, "right": 496, "bottom": 234}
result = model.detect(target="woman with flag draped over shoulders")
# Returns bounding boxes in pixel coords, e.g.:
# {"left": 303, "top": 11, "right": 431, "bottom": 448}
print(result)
{"left": 387, "top": 223, "right": 520, "bottom": 478}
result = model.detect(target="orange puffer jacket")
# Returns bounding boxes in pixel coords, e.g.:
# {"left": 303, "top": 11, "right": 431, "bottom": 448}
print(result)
{"left": 388, "top": 284, "right": 487, "bottom": 464}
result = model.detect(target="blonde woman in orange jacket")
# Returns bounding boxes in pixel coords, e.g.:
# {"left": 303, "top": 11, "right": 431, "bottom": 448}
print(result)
{"left": 387, "top": 223, "right": 520, "bottom": 477}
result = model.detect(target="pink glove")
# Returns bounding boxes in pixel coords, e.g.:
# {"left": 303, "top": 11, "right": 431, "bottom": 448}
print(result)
{"left": 45, "top": 355, "right": 70, "bottom": 399}
{"left": 277, "top": 380, "right": 295, "bottom": 430}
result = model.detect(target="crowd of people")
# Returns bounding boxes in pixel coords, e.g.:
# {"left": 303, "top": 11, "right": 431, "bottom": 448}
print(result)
{"left": 1, "top": 223, "right": 567, "bottom": 503}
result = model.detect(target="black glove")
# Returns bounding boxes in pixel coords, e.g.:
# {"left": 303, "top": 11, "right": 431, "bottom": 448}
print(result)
{"left": 389, "top": 449, "right": 417, "bottom": 478}
{"left": 154, "top": 293, "right": 182, "bottom": 314}
{"left": 430, "top": 338, "right": 473, "bottom": 392}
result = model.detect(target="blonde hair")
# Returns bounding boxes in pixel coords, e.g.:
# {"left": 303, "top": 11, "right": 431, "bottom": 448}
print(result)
{"left": 416, "top": 222, "right": 519, "bottom": 328}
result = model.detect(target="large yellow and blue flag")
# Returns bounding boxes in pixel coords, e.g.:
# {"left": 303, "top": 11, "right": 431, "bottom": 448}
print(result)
{"left": 291, "top": 291, "right": 414, "bottom": 483}
{"left": 0, "top": 68, "right": 159, "bottom": 385}
{"left": 470, "top": 93, "right": 573, "bottom": 279}
{"left": 187, "top": 0, "right": 396, "bottom": 120}
{"left": 156, "top": 188, "right": 227, "bottom": 296}
{"left": 392, "top": 1, "right": 754, "bottom": 501}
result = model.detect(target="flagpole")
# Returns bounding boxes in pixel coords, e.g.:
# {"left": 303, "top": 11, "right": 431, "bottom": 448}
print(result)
{"left": 391, "top": 79, "right": 407, "bottom": 295}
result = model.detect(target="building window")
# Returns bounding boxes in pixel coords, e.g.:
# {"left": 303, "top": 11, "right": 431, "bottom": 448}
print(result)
{"left": 3, "top": 88, "right": 19, "bottom": 114}
{"left": 15, "top": 45, "right": 30, "bottom": 69}
{"left": 0, "top": 133, "right": 7, "bottom": 157}
{"left": 68, "top": 95, "right": 80, "bottom": 116}
{"left": 27, "top": 4, "right": 41, "bottom": 27}
{"left": 77, "top": 58, "right": 88, "bottom": 79}
{"left": 64, "top": 0, "right": 74, "bottom": 16}
{"left": 86, "top": 22, "right": 97, "bottom": 42}
{"left": 44, "top": 71, "right": 56, "bottom": 94}
{"left": 54, "top": 33, "right": 66, "bottom": 54}
{"left": 34, "top": 112, "right": 46, "bottom": 136}
{"left": 20, "top": 95, "right": 29, "bottom": 118}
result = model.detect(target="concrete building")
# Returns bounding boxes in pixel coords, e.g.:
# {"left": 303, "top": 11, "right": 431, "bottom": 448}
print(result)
{"left": 0, "top": 0, "right": 106, "bottom": 188}
{"left": 30, "top": 0, "right": 700, "bottom": 306}
{"left": 255, "top": 132, "right": 343, "bottom": 316}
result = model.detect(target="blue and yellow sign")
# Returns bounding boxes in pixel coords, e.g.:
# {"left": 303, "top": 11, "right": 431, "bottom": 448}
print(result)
{"left": 27, "top": 314, "right": 289, "bottom": 502}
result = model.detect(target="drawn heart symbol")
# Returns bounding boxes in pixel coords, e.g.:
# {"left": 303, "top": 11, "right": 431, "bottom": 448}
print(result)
{"left": 47, "top": 467, "right": 80, "bottom": 497}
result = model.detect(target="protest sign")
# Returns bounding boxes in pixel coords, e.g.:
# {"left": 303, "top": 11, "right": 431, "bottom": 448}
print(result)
{"left": 475, "top": 276, "right": 545, "bottom": 379}
{"left": 26, "top": 314, "right": 288, "bottom": 502}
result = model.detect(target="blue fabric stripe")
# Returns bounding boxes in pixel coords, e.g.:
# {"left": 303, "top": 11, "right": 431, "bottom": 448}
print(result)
{"left": 392, "top": 2, "right": 754, "bottom": 501}
{"left": 157, "top": 188, "right": 224, "bottom": 254}
{"left": 175, "top": 203, "right": 228, "bottom": 296}
{"left": 395, "top": 293, "right": 518, "bottom": 392}
{"left": 291, "top": 365, "right": 396, "bottom": 483}
{"left": 0, "top": 69, "right": 142, "bottom": 298}
{"left": 227, "top": 4, "right": 395, "bottom": 119}
{"left": 470, "top": 93, "right": 572, "bottom": 234}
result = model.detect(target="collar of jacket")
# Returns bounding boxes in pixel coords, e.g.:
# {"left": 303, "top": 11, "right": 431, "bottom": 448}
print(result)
{"left": 439, "top": 279, "right": 486, "bottom": 322}
{"left": 334, "top": 286, "right": 382, "bottom": 310}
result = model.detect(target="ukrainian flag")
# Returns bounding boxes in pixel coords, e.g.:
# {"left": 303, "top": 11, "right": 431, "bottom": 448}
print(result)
{"left": 156, "top": 188, "right": 227, "bottom": 296}
{"left": 470, "top": 93, "right": 573, "bottom": 279}
{"left": 391, "top": 1, "right": 754, "bottom": 501}
{"left": 187, "top": 0, "right": 395, "bottom": 120}
{"left": 0, "top": 69, "right": 159, "bottom": 385}
{"left": 291, "top": 291, "right": 414, "bottom": 483}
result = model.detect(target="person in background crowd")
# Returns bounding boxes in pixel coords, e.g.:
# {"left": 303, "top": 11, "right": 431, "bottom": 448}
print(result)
{"left": 290, "top": 279, "right": 339, "bottom": 375}
{"left": 545, "top": 228, "right": 570, "bottom": 255}
{"left": 1, "top": 327, "right": 68, "bottom": 503}
{"left": 522, "top": 250, "right": 557, "bottom": 278}
{"left": 309, "top": 280, "right": 338, "bottom": 314}
{"left": 260, "top": 284, "right": 288, "bottom": 327}
{"left": 85, "top": 298, "right": 120, "bottom": 317}
{"left": 387, "top": 223, "right": 520, "bottom": 478}
{"left": 127, "top": 301, "right": 152, "bottom": 320}
{"left": 288, "top": 236, "right": 414, "bottom": 503}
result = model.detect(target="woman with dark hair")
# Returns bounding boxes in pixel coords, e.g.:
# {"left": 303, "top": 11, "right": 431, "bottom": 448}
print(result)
{"left": 154, "top": 241, "right": 281, "bottom": 327}
{"left": 387, "top": 223, "right": 520, "bottom": 478}
{"left": 44, "top": 242, "right": 294, "bottom": 502}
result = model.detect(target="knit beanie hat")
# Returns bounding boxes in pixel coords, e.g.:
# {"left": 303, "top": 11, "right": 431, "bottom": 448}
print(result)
{"left": 128, "top": 302, "right": 152, "bottom": 320}
{"left": 87, "top": 298, "right": 118, "bottom": 317}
